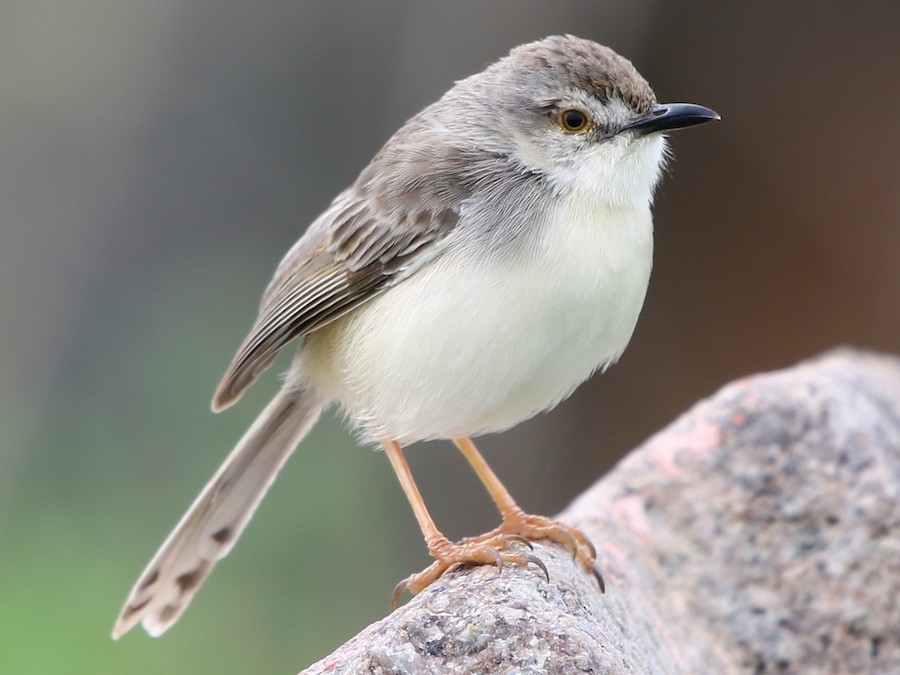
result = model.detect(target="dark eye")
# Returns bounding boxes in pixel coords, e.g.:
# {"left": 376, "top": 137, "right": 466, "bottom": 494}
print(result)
{"left": 558, "top": 108, "right": 590, "bottom": 133}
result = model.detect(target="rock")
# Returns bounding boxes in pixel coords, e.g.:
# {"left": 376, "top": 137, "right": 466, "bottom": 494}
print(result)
{"left": 302, "top": 350, "right": 900, "bottom": 674}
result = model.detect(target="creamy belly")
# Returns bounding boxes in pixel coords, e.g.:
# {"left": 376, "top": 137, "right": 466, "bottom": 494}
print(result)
{"left": 301, "top": 196, "right": 653, "bottom": 444}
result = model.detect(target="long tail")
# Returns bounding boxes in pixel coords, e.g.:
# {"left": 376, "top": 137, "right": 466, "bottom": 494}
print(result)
{"left": 112, "top": 386, "right": 323, "bottom": 638}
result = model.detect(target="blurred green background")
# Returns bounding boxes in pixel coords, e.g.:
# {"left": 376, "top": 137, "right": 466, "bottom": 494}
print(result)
{"left": 1, "top": 1, "right": 897, "bottom": 673}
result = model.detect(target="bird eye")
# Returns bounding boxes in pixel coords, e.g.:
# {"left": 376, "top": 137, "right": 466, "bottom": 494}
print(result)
{"left": 558, "top": 108, "right": 591, "bottom": 133}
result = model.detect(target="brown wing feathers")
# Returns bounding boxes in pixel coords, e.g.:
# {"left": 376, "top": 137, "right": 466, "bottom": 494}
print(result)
{"left": 211, "top": 193, "right": 459, "bottom": 411}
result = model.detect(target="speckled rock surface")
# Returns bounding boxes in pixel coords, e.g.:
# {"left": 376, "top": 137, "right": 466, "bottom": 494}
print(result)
{"left": 302, "top": 350, "right": 900, "bottom": 674}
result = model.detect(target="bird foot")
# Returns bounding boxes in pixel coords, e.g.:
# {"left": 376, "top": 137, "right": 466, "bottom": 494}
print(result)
{"left": 391, "top": 533, "right": 547, "bottom": 609}
{"left": 466, "top": 510, "right": 604, "bottom": 591}
{"left": 391, "top": 511, "right": 603, "bottom": 609}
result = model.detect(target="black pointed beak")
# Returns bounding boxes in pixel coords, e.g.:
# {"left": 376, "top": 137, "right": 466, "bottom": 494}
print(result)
{"left": 620, "top": 103, "right": 720, "bottom": 135}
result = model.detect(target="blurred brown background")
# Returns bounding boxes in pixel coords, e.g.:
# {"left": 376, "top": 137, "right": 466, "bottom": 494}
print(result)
{"left": 1, "top": 1, "right": 897, "bottom": 673}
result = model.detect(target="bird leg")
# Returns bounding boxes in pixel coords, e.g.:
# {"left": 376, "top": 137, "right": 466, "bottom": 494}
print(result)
{"left": 383, "top": 437, "right": 602, "bottom": 609}
{"left": 382, "top": 439, "right": 546, "bottom": 608}
{"left": 452, "top": 436, "right": 599, "bottom": 574}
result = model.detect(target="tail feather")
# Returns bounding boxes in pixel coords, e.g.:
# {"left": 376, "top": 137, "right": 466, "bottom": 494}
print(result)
{"left": 112, "top": 386, "right": 323, "bottom": 638}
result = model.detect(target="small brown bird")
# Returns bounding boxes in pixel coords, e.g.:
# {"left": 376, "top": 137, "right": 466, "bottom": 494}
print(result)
{"left": 113, "top": 34, "right": 718, "bottom": 638}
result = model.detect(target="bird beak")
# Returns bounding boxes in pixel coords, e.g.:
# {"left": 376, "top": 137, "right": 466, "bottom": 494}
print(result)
{"left": 620, "top": 103, "right": 720, "bottom": 135}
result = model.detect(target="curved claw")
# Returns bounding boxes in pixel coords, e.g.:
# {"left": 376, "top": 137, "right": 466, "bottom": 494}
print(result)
{"left": 501, "top": 533, "right": 534, "bottom": 550}
{"left": 547, "top": 527, "right": 580, "bottom": 559}
{"left": 487, "top": 547, "right": 504, "bottom": 574}
{"left": 592, "top": 564, "right": 606, "bottom": 593}
{"left": 526, "top": 554, "right": 550, "bottom": 582}
{"left": 390, "top": 578, "right": 410, "bottom": 611}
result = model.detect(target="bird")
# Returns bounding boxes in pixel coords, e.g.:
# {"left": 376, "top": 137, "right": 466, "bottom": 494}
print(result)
{"left": 112, "top": 34, "right": 719, "bottom": 639}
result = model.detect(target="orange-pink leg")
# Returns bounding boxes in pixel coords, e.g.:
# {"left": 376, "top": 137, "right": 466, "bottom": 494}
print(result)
{"left": 452, "top": 437, "right": 598, "bottom": 570}
{"left": 383, "top": 437, "right": 602, "bottom": 608}
{"left": 381, "top": 439, "right": 544, "bottom": 607}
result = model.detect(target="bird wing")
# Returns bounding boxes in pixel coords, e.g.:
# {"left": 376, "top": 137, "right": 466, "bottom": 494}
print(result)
{"left": 212, "top": 187, "right": 460, "bottom": 410}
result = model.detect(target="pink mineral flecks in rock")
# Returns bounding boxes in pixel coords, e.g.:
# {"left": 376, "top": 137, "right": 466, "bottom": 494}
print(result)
{"left": 644, "top": 416, "right": 722, "bottom": 478}
{"left": 613, "top": 493, "right": 655, "bottom": 542}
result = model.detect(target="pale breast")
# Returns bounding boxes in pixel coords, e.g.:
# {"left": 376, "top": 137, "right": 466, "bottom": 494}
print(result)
{"left": 301, "top": 192, "right": 653, "bottom": 444}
